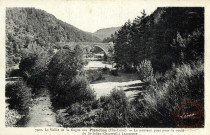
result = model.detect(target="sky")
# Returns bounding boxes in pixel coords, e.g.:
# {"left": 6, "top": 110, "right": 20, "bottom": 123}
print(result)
{"left": 36, "top": 1, "right": 157, "bottom": 33}
{"left": 4, "top": 0, "right": 157, "bottom": 33}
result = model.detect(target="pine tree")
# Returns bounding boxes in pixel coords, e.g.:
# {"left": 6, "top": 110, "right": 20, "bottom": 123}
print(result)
{"left": 114, "top": 20, "right": 132, "bottom": 70}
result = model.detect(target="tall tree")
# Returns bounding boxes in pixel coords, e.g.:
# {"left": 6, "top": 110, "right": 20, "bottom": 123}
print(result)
{"left": 48, "top": 48, "right": 95, "bottom": 108}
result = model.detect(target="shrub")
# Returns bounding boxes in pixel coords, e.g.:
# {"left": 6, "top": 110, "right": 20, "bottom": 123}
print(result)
{"left": 96, "top": 89, "right": 134, "bottom": 127}
{"left": 6, "top": 81, "right": 32, "bottom": 114}
{"left": 66, "top": 99, "right": 100, "bottom": 116}
{"left": 91, "top": 99, "right": 100, "bottom": 109}
{"left": 8, "top": 69, "right": 22, "bottom": 77}
{"left": 26, "top": 70, "right": 48, "bottom": 89}
{"left": 67, "top": 102, "right": 87, "bottom": 115}
{"left": 86, "top": 69, "right": 103, "bottom": 82}
{"left": 56, "top": 109, "right": 96, "bottom": 127}
{"left": 102, "top": 66, "right": 110, "bottom": 73}
{"left": 110, "top": 69, "right": 118, "bottom": 76}
{"left": 50, "top": 73, "right": 96, "bottom": 108}
{"left": 5, "top": 109, "right": 23, "bottom": 127}
{"left": 19, "top": 43, "right": 52, "bottom": 92}
{"left": 48, "top": 47, "right": 96, "bottom": 108}
{"left": 56, "top": 99, "right": 100, "bottom": 127}
{"left": 137, "top": 59, "right": 154, "bottom": 82}
{"left": 135, "top": 60, "right": 204, "bottom": 127}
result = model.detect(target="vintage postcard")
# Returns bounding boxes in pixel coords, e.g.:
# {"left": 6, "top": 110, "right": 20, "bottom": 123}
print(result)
{"left": 0, "top": 0, "right": 209, "bottom": 135}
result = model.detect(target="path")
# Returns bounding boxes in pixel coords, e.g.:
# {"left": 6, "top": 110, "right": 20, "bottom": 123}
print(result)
{"left": 26, "top": 89, "right": 60, "bottom": 127}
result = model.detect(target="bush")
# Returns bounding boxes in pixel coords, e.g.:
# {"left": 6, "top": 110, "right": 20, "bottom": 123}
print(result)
{"left": 48, "top": 47, "right": 96, "bottom": 108}
{"left": 102, "top": 66, "right": 110, "bottom": 73}
{"left": 86, "top": 69, "right": 103, "bottom": 82}
{"left": 67, "top": 102, "right": 87, "bottom": 115}
{"left": 7, "top": 69, "right": 22, "bottom": 77}
{"left": 91, "top": 99, "right": 100, "bottom": 109}
{"left": 96, "top": 89, "right": 134, "bottom": 127}
{"left": 56, "top": 109, "right": 97, "bottom": 127}
{"left": 66, "top": 99, "right": 100, "bottom": 116}
{"left": 5, "top": 109, "right": 23, "bottom": 127}
{"left": 110, "top": 69, "right": 118, "bottom": 76}
{"left": 6, "top": 81, "right": 32, "bottom": 114}
{"left": 50, "top": 73, "right": 96, "bottom": 108}
{"left": 19, "top": 43, "right": 52, "bottom": 90}
{"left": 26, "top": 70, "right": 48, "bottom": 89}
{"left": 151, "top": 56, "right": 174, "bottom": 73}
{"left": 137, "top": 59, "right": 154, "bottom": 82}
{"left": 135, "top": 60, "right": 204, "bottom": 127}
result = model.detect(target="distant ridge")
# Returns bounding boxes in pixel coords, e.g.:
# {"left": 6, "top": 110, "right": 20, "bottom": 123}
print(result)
{"left": 93, "top": 27, "right": 120, "bottom": 40}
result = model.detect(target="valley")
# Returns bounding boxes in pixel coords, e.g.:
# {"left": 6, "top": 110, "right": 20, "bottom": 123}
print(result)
{"left": 5, "top": 7, "right": 204, "bottom": 128}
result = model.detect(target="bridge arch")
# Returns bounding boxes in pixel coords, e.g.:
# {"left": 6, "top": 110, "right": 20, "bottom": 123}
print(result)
{"left": 55, "top": 42, "right": 114, "bottom": 57}
{"left": 93, "top": 43, "right": 114, "bottom": 57}
{"left": 93, "top": 45, "right": 109, "bottom": 57}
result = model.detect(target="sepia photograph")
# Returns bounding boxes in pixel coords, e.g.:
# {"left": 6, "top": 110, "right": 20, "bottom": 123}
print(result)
{"left": 3, "top": 0, "right": 206, "bottom": 131}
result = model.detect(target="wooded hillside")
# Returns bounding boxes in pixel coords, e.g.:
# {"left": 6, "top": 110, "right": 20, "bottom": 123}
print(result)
{"left": 6, "top": 8, "right": 100, "bottom": 68}
{"left": 113, "top": 7, "right": 204, "bottom": 72}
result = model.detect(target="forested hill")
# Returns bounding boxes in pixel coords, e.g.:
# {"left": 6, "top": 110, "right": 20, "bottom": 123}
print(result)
{"left": 93, "top": 27, "right": 120, "bottom": 40}
{"left": 114, "top": 7, "right": 204, "bottom": 72}
{"left": 6, "top": 8, "right": 101, "bottom": 44}
{"left": 6, "top": 8, "right": 100, "bottom": 67}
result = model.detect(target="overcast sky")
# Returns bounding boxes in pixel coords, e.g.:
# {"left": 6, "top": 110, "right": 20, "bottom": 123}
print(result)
{"left": 37, "top": 1, "right": 157, "bottom": 33}
{"left": 6, "top": 0, "right": 157, "bottom": 33}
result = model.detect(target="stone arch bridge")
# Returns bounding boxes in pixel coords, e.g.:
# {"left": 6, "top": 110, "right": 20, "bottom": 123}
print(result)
{"left": 54, "top": 42, "right": 114, "bottom": 57}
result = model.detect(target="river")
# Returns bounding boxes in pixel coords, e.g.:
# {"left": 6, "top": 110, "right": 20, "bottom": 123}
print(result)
{"left": 85, "top": 59, "right": 142, "bottom": 100}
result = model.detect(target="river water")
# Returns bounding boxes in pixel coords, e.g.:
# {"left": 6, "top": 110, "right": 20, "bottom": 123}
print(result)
{"left": 85, "top": 60, "right": 142, "bottom": 99}
{"left": 84, "top": 60, "right": 113, "bottom": 70}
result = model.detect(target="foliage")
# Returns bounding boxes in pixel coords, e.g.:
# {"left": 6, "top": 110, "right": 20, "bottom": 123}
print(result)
{"left": 96, "top": 89, "right": 134, "bottom": 127}
{"left": 113, "top": 7, "right": 204, "bottom": 72}
{"left": 5, "top": 109, "right": 23, "bottom": 127}
{"left": 114, "top": 20, "right": 133, "bottom": 70}
{"left": 6, "top": 7, "right": 100, "bottom": 70}
{"left": 48, "top": 47, "right": 96, "bottom": 108}
{"left": 111, "top": 7, "right": 204, "bottom": 126}
{"left": 56, "top": 59, "right": 204, "bottom": 127}
{"left": 171, "top": 28, "right": 204, "bottom": 63}
{"left": 110, "top": 69, "right": 118, "bottom": 76}
{"left": 136, "top": 59, "right": 154, "bottom": 82}
{"left": 56, "top": 108, "right": 98, "bottom": 127}
{"left": 86, "top": 69, "right": 103, "bottom": 82}
{"left": 56, "top": 99, "right": 100, "bottom": 127}
{"left": 6, "top": 81, "right": 32, "bottom": 114}
{"left": 67, "top": 102, "right": 87, "bottom": 115}
{"left": 101, "top": 66, "right": 110, "bottom": 73}
{"left": 19, "top": 42, "right": 52, "bottom": 89}
{"left": 133, "top": 60, "right": 204, "bottom": 127}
